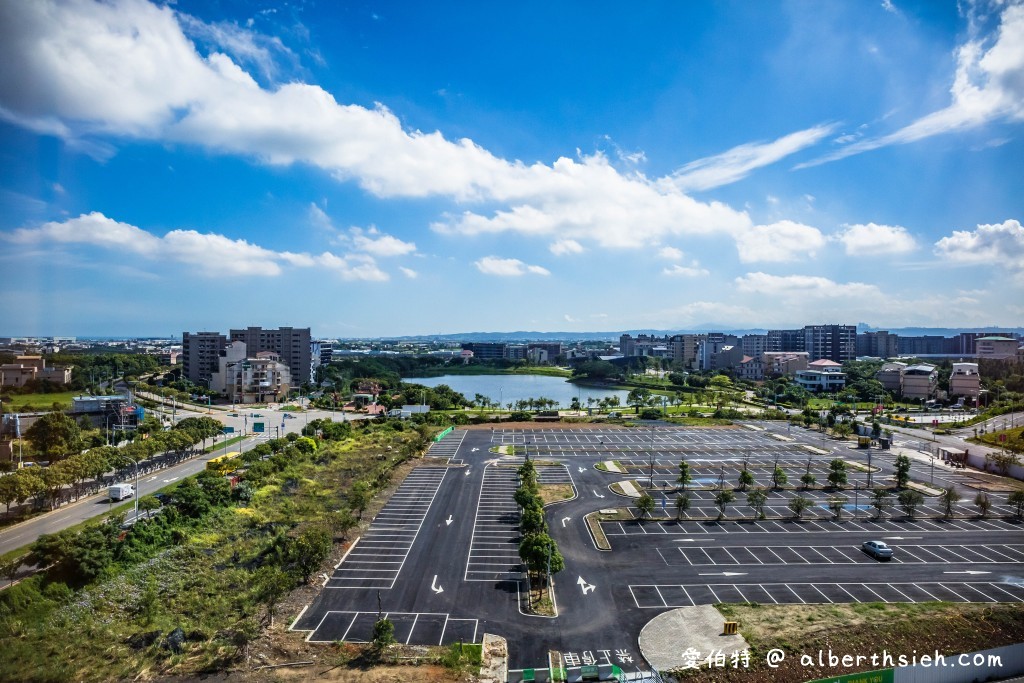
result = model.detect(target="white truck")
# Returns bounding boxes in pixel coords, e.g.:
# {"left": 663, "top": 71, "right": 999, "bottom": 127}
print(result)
{"left": 108, "top": 484, "right": 135, "bottom": 502}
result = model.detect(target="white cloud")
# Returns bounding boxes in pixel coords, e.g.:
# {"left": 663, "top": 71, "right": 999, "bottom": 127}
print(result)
{"left": 549, "top": 238, "right": 584, "bottom": 256}
{"left": 1, "top": 212, "right": 389, "bottom": 280}
{"left": 836, "top": 222, "right": 917, "bottom": 255}
{"left": 308, "top": 202, "right": 334, "bottom": 231}
{"left": 474, "top": 256, "right": 550, "bottom": 277}
{"left": 349, "top": 226, "right": 416, "bottom": 257}
{"left": 934, "top": 219, "right": 1024, "bottom": 267}
{"left": 662, "top": 264, "right": 710, "bottom": 277}
{"left": 177, "top": 13, "right": 296, "bottom": 83}
{"left": 399, "top": 266, "right": 418, "bottom": 279}
{"left": 564, "top": 314, "right": 580, "bottom": 323}
{"left": 801, "top": 3, "right": 1024, "bottom": 167}
{"left": 0, "top": 0, "right": 760, "bottom": 256}
{"left": 881, "top": 0, "right": 898, "bottom": 15}
{"left": 657, "top": 246, "right": 684, "bottom": 260}
{"left": 671, "top": 124, "right": 837, "bottom": 192}
{"left": 734, "top": 272, "right": 881, "bottom": 299}
{"left": 734, "top": 221, "right": 827, "bottom": 263}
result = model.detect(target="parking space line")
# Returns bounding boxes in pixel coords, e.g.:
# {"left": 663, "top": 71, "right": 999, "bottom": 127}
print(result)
{"left": 935, "top": 545, "right": 974, "bottom": 562}
{"left": 887, "top": 584, "right": 916, "bottom": 603}
{"left": 810, "top": 584, "right": 833, "bottom": 603}
{"left": 959, "top": 584, "right": 997, "bottom": 602}
{"left": 836, "top": 585, "right": 861, "bottom": 603}
{"left": 785, "top": 584, "right": 806, "bottom": 603}
{"left": 986, "top": 583, "right": 1024, "bottom": 602}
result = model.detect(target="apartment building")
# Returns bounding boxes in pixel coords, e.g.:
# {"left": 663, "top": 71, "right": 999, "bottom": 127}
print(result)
{"left": 230, "top": 327, "right": 312, "bottom": 385}
{"left": 901, "top": 364, "right": 938, "bottom": 400}
{"left": 182, "top": 331, "right": 228, "bottom": 385}
{"left": 948, "top": 362, "right": 981, "bottom": 399}
{"left": 856, "top": 331, "right": 899, "bottom": 358}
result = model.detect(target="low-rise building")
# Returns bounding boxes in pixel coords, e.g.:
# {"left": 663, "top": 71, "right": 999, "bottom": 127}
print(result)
{"left": 901, "top": 363, "right": 938, "bottom": 400}
{"left": 761, "top": 351, "right": 809, "bottom": 377}
{"left": 0, "top": 355, "right": 72, "bottom": 387}
{"left": 976, "top": 336, "right": 1019, "bottom": 360}
{"left": 948, "top": 362, "right": 981, "bottom": 400}
{"left": 210, "top": 341, "right": 292, "bottom": 403}
{"left": 875, "top": 362, "right": 907, "bottom": 394}
{"left": 738, "top": 355, "right": 764, "bottom": 382}
{"left": 794, "top": 359, "right": 847, "bottom": 393}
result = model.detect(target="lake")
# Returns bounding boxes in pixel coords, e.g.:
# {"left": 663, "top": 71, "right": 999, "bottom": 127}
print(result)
{"left": 402, "top": 374, "right": 631, "bottom": 409}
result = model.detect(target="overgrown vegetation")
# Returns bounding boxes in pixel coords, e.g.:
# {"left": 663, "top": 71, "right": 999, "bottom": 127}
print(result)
{"left": 0, "top": 418, "right": 434, "bottom": 682}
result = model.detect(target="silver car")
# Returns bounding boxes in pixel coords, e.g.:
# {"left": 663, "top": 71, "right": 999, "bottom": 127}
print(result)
{"left": 862, "top": 540, "right": 893, "bottom": 560}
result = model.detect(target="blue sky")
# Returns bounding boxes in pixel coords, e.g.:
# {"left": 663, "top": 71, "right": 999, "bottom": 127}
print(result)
{"left": 1, "top": 0, "right": 1022, "bottom": 337}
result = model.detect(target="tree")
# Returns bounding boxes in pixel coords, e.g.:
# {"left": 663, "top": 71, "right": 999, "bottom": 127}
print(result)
{"left": 746, "top": 489, "right": 768, "bottom": 519}
{"left": 518, "top": 533, "right": 564, "bottom": 584}
{"left": 714, "top": 490, "right": 735, "bottom": 519}
{"left": 940, "top": 486, "right": 961, "bottom": 519}
{"left": 788, "top": 496, "right": 811, "bottom": 520}
{"left": 800, "top": 470, "right": 816, "bottom": 490}
{"left": 253, "top": 566, "right": 294, "bottom": 627}
{"left": 626, "top": 388, "right": 652, "bottom": 414}
{"left": 677, "top": 459, "right": 692, "bottom": 491}
{"left": 974, "top": 491, "right": 991, "bottom": 518}
{"left": 893, "top": 455, "right": 911, "bottom": 489}
{"left": 372, "top": 617, "right": 395, "bottom": 649}
{"left": 636, "top": 493, "right": 656, "bottom": 521}
{"left": 828, "top": 496, "right": 848, "bottom": 519}
{"left": 521, "top": 506, "right": 547, "bottom": 535}
{"left": 898, "top": 489, "right": 924, "bottom": 518}
{"left": 871, "top": 488, "right": 891, "bottom": 519}
{"left": 327, "top": 508, "right": 358, "bottom": 541}
{"left": 25, "top": 411, "right": 82, "bottom": 461}
{"left": 514, "top": 486, "right": 540, "bottom": 510}
{"left": 674, "top": 493, "right": 690, "bottom": 521}
{"left": 348, "top": 480, "right": 372, "bottom": 520}
{"left": 138, "top": 495, "right": 161, "bottom": 518}
{"left": 827, "top": 459, "right": 848, "bottom": 490}
{"left": 738, "top": 466, "right": 755, "bottom": 491}
{"left": 518, "top": 460, "right": 538, "bottom": 492}
{"left": 770, "top": 465, "right": 788, "bottom": 490}
{"left": 1008, "top": 490, "right": 1024, "bottom": 519}
{"left": 289, "top": 526, "right": 332, "bottom": 583}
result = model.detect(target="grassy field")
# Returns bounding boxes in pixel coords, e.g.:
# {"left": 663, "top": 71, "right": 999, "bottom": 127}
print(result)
{"left": 0, "top": 422, "right": 449, "bottom": 682}
{"left": 1, "top": 391, "right": 81, "bottom": 411}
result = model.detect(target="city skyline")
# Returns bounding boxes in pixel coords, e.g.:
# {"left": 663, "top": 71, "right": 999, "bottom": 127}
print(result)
{"left": 1, "top": 0, "right": 1023, "bottom": 336}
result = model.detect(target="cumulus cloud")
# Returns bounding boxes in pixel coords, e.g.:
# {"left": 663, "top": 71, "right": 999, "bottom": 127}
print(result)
{"left": 349, "top": 226, "right": 416, "bottom": 257}
{"left": 550, "top": 238, "right": 584, "bottom": 256}
{"left": 0, "top": 0, "right": 779, "bottom": 258}
{"left": 801, "top": 2, "right": 1024, "bottom": 167}
{"left": 734, "top": 272, "right": 881, "bottom": 298}
{"left": 671, "top": 124, "right": 837, "bottom": 191}
{"left": 399, "top": 266, "right": 418, "bottom": 279}
{"left": 657, "top": 246, "right": 684, "bottom": 260}
{"left": 734, "top": 221, "right": 827, "bottom": 263}
{"left": 934, "top": 219, "right": 1024, "bottom": 267}
{"left": 1, "top": 212, "right": 389, "bottom": 280}
{"left": 662, "top": 264, "right": 710, "bottom": 277}
{"left": 474, "top": 256, "right": 550, "bottom": 277}
{"left": 836, "top": 222, "right": 917, "bottom": 255}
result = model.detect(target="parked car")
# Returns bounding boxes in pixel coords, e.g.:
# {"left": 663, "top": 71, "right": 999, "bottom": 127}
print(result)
{"left": 862, "top": 540, "right": 893, "bottom": 560}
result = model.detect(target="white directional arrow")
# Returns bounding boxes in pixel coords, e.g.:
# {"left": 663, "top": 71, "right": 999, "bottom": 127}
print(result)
{"left": 561, "top": 516, "right": 571, "bottom": 528}
{"left": 944, "top": 570, "right": 990, "bottom": 575}
{"left": 675, "top": 539, "right": 701, "bottom": 542}
{"left": 472, "top": 447, "right": 480, "bottom": 452}
{"left": 465, "top": 469, "right": 471, "bottom": 476}
{"left": 431, "top": 575, "right": 444, "bottom": 593}
{"left": 577, "top": 576, "right": 597, "bottom": 594}
{"left": 446, "top": 515, "right": 453, "bottom": 526}
{"left": 579, "top": 467, "right": 586, "bottom": 473}
{"left": 699, "top": 572, "right": 748, "bottom": 577}
{"left": 882, "top": 537, "right": 921, "bottom": 540}
{"left": 593, "top": 490, "right": 605, "bottom": 498}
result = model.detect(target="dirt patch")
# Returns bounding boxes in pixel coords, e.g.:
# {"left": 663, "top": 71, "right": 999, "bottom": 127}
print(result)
{"left": 671, "top": 603, "right": 1024, "bottom": 682}
{"left": 538, "top": 484, "right": 574, "bottom": 505}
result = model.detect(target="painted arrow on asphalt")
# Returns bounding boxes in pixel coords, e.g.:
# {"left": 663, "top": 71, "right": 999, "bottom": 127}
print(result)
{"left": 579, "top": 467, "right": 586, "bottom": 473}
{"left": 944, "top": 570, "right": 990, "bottom": 575}
{"left": 699, "top": 572, "right": 748, "bottom": 577}
{"left": 446, "top": 515, "right": 453, "bottom": 526}
{"left": 593, "top": 490, "right": 605, "bottom": 498}
{"left": 561, "top": 517, "right": 571, "bottom": 528}
{"left": 431, "top": 575, "right": 444, "bottom": 593}
{"left": 882, "top": 537, "right": 921, "bottom": 540}
{"left": 577, "top": 576, "right": 596, "bottom": 594}
{"left": 472, "top": 447, "right": 480, "bottom": 452}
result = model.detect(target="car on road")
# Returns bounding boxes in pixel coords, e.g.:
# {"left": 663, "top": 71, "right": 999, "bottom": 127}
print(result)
{"left": 862, "top": 540, "right": 893, "bottom": 560}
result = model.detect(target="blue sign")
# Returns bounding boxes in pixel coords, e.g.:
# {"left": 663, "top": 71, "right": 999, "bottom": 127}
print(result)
{"left": 222, "top": 426, "right": 235, "bottom": 434}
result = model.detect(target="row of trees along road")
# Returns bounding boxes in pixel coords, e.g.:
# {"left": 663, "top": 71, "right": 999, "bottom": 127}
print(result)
{"left": 514, "top": 459, "right": 564, "bottom": 608}
{"left": 0, "top": 416, "right": 223, "bottom": 515}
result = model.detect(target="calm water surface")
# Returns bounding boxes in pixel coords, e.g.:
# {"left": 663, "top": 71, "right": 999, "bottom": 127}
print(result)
{"left": 402, "top": 374, "right": 631, "bottom": 408}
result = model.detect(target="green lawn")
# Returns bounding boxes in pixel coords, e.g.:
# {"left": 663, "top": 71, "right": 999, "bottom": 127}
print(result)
{"left": 1, "top": 391, "right": 81, "bottom": 411}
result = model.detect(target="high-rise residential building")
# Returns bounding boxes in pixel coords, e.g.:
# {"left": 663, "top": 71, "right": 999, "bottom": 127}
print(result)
{"left": 697, "top": 333, "right": 739, "bottom": 370}
{"left": 229, "top": 327, "right": 312, "bottom": 385}
{"left": 856, "top": 331, "right": 899, "bottom": 359}
{"left": 669, "top": 334, "right": 701, "bottom": 369}
{"left": 802, "top": 325, "right": 856, "bottom": 364}
{"left": 767, "top": 329, "right": 805, "bottom": 353}
{"left": 182, "top": 331, "right": 227, "bottom": 385}
{"left": 741, "top": 334, "right": 767, "bottom": 357}
{"left": 898, "top": 335, "right": 947, "bottom": 355}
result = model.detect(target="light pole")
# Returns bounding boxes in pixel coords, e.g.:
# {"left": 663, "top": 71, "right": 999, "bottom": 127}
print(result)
{"left": 648, "top": 423, "right": 656, "bottom": 488}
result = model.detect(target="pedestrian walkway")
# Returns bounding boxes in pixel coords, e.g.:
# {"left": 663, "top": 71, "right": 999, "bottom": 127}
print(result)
{"left": 638, "top": 605, "right": 747, "bottom": 673}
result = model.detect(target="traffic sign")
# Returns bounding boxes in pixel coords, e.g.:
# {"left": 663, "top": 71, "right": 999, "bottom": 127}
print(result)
{"left": 253, "top": 422, "right": 265, "bottom": 433}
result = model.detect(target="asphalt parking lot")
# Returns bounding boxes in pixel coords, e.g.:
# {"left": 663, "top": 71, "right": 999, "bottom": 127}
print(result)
{"left": 292, "top": 424, "right": 1024, "bottom": 675}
